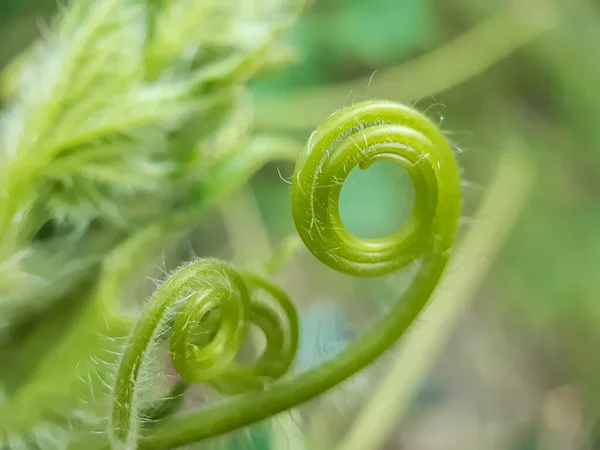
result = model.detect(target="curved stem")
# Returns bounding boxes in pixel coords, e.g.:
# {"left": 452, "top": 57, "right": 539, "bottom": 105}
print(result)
{"left": 107, "top": 100, "right": 461, "bottom": 449}
{"left": 255, "top": 3, "right": 555, "bottom": 131}
{"left": 337, "top": 146, "right": 535, "bottom": 450}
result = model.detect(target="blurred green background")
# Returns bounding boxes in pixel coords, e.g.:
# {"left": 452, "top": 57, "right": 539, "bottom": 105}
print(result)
{"left": 1, "top": 0, "right": 599, "bottom": 449}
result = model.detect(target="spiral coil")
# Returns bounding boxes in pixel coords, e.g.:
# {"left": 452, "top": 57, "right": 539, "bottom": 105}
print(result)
{"left": 292, "top": 100, "right": 459, "bottom": 276}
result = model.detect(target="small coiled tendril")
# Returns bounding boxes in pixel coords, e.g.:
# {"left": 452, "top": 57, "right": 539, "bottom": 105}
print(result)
{"left": 292, "top": 100, "right": 458, "bottom": 276}
{"left": 110, "top": 260, "right": 298, "bottom": 448}
{"left": 109, "top": 100, "right": 461, "bottom": 450}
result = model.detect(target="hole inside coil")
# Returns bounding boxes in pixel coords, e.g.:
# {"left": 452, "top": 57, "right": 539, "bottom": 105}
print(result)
{"left": 339, "top": 160, "right": 414, "bottom": 239}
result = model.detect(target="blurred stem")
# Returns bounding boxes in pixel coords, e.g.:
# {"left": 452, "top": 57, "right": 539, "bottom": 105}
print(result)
{"left": 255, "top": 2, "right": 556, "bottom": 131}
{"left": 336, "top": 146, "right": 535, "bottom": 450}
{"left": 220, "top": 187, "right": 272, "bottom": 267}
{"left": 263, "top": 234, "right": 302, "bottom": 276}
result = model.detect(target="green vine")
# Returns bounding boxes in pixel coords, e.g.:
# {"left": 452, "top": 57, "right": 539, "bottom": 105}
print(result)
{"left": 108, "top": 100, "right": 461, "bottom": 449}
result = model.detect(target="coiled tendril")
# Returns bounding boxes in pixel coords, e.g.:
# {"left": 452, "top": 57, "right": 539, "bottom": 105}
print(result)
{"left": 110, "top": 261, "right": 298, "bottom": 448}
{"left": 109, "top": 101, "right": 461, "bottom": 450}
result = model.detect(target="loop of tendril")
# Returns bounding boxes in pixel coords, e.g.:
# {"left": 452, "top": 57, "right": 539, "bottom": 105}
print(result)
{"left": 110, "top": 260, "right": 298, "bottom": 447}
{"left": 109, "top": 100, "right": 461, "bottom": 450}
{"left": 291, "top": 100, "right": 458, "bottom": 276}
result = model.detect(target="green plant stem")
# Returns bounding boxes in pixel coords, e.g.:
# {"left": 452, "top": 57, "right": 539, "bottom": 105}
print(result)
{"left": 336, "top": 145, "right": 535, "bottom": 450}
{"left": 106, "top": 100, "right": 462, "bottom": 449}
{"left": 255, "top": 2, "right": 556, "bottom": 131}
